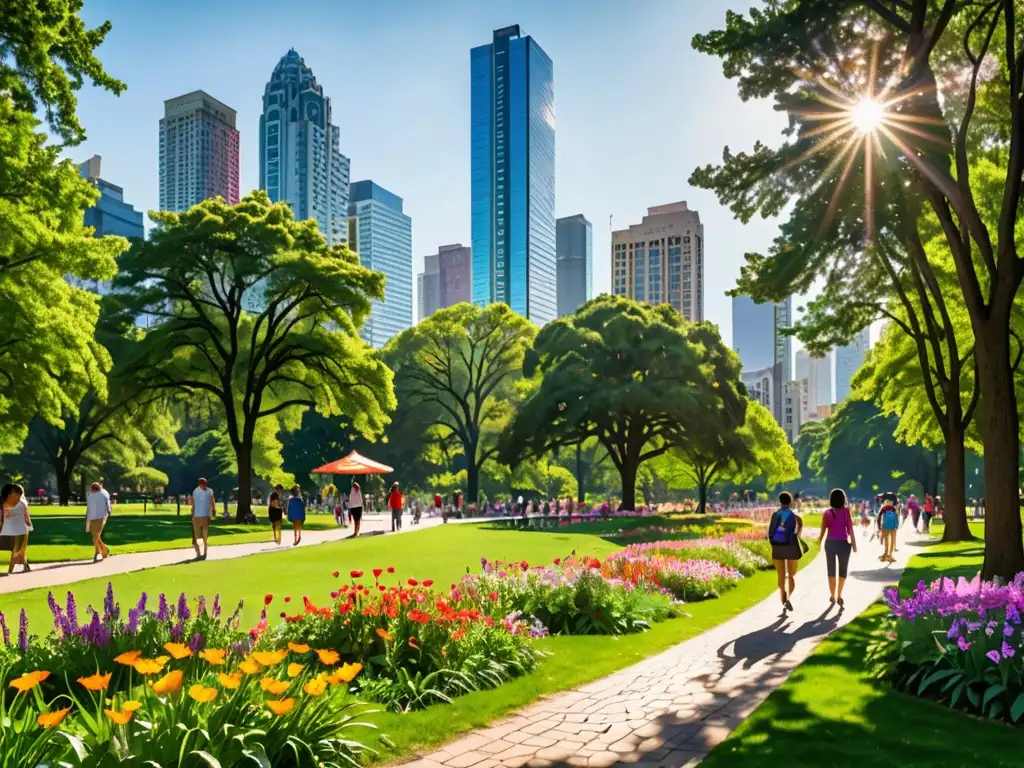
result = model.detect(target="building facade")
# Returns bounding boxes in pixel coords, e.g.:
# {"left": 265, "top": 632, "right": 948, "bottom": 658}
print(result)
{"left": 76, "top": 155, "right": 145, "bottom": 295}
{"left": 417, "top": 244, "right": 472, "bottom": 322}
{"left": 159, "top": 91, "right": 239, "bottom": 213}
{"left": 611, "top": 202, "right": 704, "bottom": 321}
{"left": 732, "top": 296, "right": 775, "bottom": 372}
{"left": 349, "top": 181, "right": 413, "bottom": 348}
{"left": 795, "top": 348, "right": 833, "bottom": 420}
{"left": 556, "top": 214, "right": 592, "bottom": 317}
{"left": 741, "top": 364, "right": 777, "bottom": 414}
{"left": 783, "top": 379, "right": 802, "bottom": 443}
{"left": 418, "top": 254, "right": 441, "bottom": 321}
{"left": 774, "top": 297, "right": 793, "bottom": 381}
{"left": 470, "top": 25, "right": 556, "bottom": 324}
{"left": 259, "top": 49, "right": 350, "bottom": 245}
{"left": 835, "top": 326, "right": 871, "bottom": 401}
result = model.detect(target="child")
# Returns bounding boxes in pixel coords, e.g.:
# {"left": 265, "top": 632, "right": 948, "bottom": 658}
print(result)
{"left": 333, "top": 503, "right": 344, "bottom": 527}
{"left": 877, "top": 494, "right": 900, "bottom": 562}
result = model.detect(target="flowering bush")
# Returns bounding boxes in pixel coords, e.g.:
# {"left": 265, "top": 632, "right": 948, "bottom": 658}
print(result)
{"left": 602, "top": 553, "right": 744, "bottom": 601}
{"left": 613, "top": 536, "right": 770, "bottom": 577}
{"left": 884, "top": 574, "right": 1024, "bottom": 723}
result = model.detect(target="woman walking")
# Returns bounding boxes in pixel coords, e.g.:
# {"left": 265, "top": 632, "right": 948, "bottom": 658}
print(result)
{"left": 268, "top": 484, "right": 284, "bottom": 545}
{"left": 0, "top": 483, "right": 32, "bottom": 573}
{"left": 817, "top": 488, "right": 857, "bottom": 607}
{"left": 85, "top": 481, "right": 111, "bottom": 561}
{"left": 347, "top": 482, "right": 363, "bottom": 538}
{"left": 768, "top": 491, "right": 803, "bottom": 611}
{"left": 388, "top": 482, "right": 404, "bottom": 532}
{"left": 287, "top": 484, "right": 306, "bottom": 546}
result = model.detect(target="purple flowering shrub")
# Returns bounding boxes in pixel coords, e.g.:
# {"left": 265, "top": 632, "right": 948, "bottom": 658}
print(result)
{"left": 884, "top": 574, "right": 1024, "bottom": 723}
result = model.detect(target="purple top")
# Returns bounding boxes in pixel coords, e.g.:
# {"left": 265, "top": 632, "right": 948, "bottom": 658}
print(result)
{"left": 823, "top": 506, "right": 855, "bottom": 541}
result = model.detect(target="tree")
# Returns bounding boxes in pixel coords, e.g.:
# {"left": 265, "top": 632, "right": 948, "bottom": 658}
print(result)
{"left": 504, "top": 296, "right": 747, "bottom": 510}
{"left": 114, "top": 192, "right": 395, "bottom": 520}
{"left": 794, "top": 421, "right": 829, "bottom": 487}
{"left": 692, "top": 3, "right": 1024, "bottom": 577}
{"left": 386, "top": 303, "right": 536, "bottom": 504}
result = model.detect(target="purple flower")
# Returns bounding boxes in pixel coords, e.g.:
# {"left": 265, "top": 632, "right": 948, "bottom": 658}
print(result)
{"left": 135, "top": 592, "right": 148, "bottom": 615}
{"left": 1002, "top": 641, "right": 1016, "bottom": 659}
{"left": 126, "top": 608, "right": 141, "bottom": 635}
{"left": 156, "top": 594, "right": 170, "bottom": 622}
{"left": 985, "top": 621, "right": 997, "bottom": 637}
{"left": 1004, "top": 623, "right": 1014, "bottom": 638}
{"left": 0, "top": 611, "right": 8, "bottom": 646}
{"left": 196, "top": 596, "right": 206, "bottom": 616}
{"left": 170, "top": 621, "right": 184, "bottom": 642}
{"left": 18, "top": 609, "right": 28, "bottom": 653}
{"left": 65, "top": 591, "right": 79, "bottom": 630}
{"left": 104, "top": 582, "right": 116, "bottom": 619}
{"left": 176, "top": 593, "right": 190, "bottom": 621}
{"left": 1008, "top": 605, "right": 1021, "bottom": 624}
{"left": 189, "top": 632, "right": 205, "bottom": 652}
{"left": 946, "top": 620, "right": 961, "bottom": 640}
{"left": 212, "top": 594, "right": 222, "bottom": 618}
{"left": 226, "top": 599, "right": 243, "bottom": 630}
{"left": 957, "top": 636, "right": 972, "bottom": 652}
{"left": 986, "top": 649, "right": 1002, "bottom": 663}
{"left": 48, "top": 592, "right": 67, "bottom": 636}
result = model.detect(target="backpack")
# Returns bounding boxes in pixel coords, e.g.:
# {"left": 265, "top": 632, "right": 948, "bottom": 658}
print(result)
{"left": 770, "top": 509, "right": 795, "bottom": 545}
{"left": 881, "top": 506, "right": 899, "bottom": 530}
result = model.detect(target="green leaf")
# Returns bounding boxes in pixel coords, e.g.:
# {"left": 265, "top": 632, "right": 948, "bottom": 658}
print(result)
{"left": 1010, "top": 693, "right": 1024, "bottom": 722}
{"left": 190, "top": 751, "right": 222, "bottom": 768}
{"left": 983, "top": 683, "right": 1005, "bottom": 709}
{"left": 966, "top": 685, "right": 981, "bottom": 708}
{"left": 949, "top": 681, "right": 966, "bottom": 708}
{"left": 919, "top": 667, "right": 960, "bottom": 694}
{"left": 988, "top": 701, "right": 1004, "bottom": 720}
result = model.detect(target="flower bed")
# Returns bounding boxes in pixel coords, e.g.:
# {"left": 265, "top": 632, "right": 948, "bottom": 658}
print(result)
{"left": 601, "top": 553, "right": 743, "bottom": 601}
{"left": 611, "top": 535, "right": 771, "bottom": 577}
{"left": 883, "top": 574, "right": 1024, "bottom": 723}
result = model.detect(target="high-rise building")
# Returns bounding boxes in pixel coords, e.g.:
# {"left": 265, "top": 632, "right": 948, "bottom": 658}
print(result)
{"left": 349, "top": 181, "right": 413, "bottom": 348}
{"left": 741, "top": 364, "right": 776, "bottom": 414}
{"left": 611, "top": 202, "right": 704, "bottom": 321}
{"left": 159, "top": 91, "right": 239, "bottom": 213}
{"left": 774, "top": 297, "right": 793, "bottom": 381}
{"left": 783, "top": 380, "right": 802, "bottom": 443}
{"left": 732, "top": 296, "right": 774, "bottom": 371}
{"left": 259, "top": 49, "right": 350, "bottom": 245}
{"left": 796, "top": 348, "right": 833, "bottom": 418}
{"left": 470, "top": 25, "right": 556, "bottom": 324}
{"left": 417, "top": 244, "right": 472, "bottom": 322}
{"left": 836, "top": 327, "right": 871, "bottom": 401}
{"left": 556, "top": 214, "right": 592, "bottom": 317}
{"left": 418, "top": 254, "right": 441, "bottom": 322}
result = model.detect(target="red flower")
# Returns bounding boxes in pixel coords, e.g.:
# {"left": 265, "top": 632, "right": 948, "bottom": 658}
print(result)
{"left": 373, "top": 568, "right": 383, "bottom": 578}
{"left": 350, "top": 570, "right": 363, "bottom": 579}
{"left": 553, "top": 558, "right": 561, "bottom": 565}
{"left": 387, "top": 567, "right": 395, "bottom": 574}
{"left": 408, "top": 578, "right": 419, "bottom": 587}
{"left": 484, "top": 616, "right": 495, "bottom": 627}
{"left": 378, "top": 585, "right": 386, "bottom": 592}
{"left": 284, "top": 596, "right": 291, "bottom": 603}
{"left": 408, "top": 637, "right": 420, "bottom": 649}
{"left": 520, "top": 561, "right": 529, "bottom": 570}
{"left": 489, "top": 592, "right": 499, "bottom": 601}
{"left": 332, "top": 571, "right": 340, "bottom": 578}
{"left": 279, "top": 612, "right": 286, "bottom": 618}
{"left": 264, "top": 594, "right": 274, "bottom": 605}
{"left": 330, "top": 591, "right": 339, "bottom": 599}
{"left": 423, "top": 579, "right": 434, "bottom": 588}
{"left": 408, "top": 609, "right": 431, "bottom": 625}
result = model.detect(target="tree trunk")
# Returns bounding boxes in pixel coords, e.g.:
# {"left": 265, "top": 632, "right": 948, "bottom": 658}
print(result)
{"left": 466, "top": 460, "right": 480, "bottom": 506}
{"left": 56, "top": 470, "right": 72, "bottom": 506}
{"left": 575, "top": 442, "right": 585, "bottom": 504}
{"left": 235, "top": 445, "right": 253, "bottom": 522}
{"left": 941, "top": 421, "right": 973, "bottom": 542}
{"left": 698, "top": 480, "right": 708, "bottom": 515}
{"left": 619, "top": 461, "right": 637, "bottom": 512}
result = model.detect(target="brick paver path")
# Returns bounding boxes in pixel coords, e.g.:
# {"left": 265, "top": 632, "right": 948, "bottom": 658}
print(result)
{"left": 404, "top": 531, "right": 915, "bottom": 768}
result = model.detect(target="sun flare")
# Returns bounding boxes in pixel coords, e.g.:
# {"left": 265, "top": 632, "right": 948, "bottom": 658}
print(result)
{"left": 850, "top": 98, "right": 886, "bottom": 134}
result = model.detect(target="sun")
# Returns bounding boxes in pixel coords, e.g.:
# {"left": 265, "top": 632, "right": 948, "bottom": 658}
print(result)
{"left": 850, "top": 97, "right": 886, "bottom": 134}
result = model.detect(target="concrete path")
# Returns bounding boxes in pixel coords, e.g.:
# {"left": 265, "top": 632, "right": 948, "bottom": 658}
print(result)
{"left": 404, "top": 531, "right": 916, "bottom": 768}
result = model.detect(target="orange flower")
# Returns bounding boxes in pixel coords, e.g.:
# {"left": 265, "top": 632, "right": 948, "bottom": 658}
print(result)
{"left": 9, "top": 671, "right": 50, "bottom": 693}
{"left": 314, "top": 649, "right": 340, "bottom": 666}
{"left": 251, "top": 650, "right": 287, "bottom": 666}
{"left": 37, "top": 707, "right": 71, "bottom": 728}
{"left": 238, "top": 659, "right": 264, "bottom": 675}
{"left": 287, "top": 663, "right": 304, "bottom": 678}
{"left": 163, "top": 642, "right": 193, "bottom": 660}
{"left": 408, "top": 637, "right": 419, "bottom": 649}
{"left": 259, "top": 678, "right": 290, "bottom": 695}
{"left": 303, "top": 675, "right": 327, "bottom": 696}
{"left": 133, "top": 656, "right": 170, "bottom": 675}
{"left": 199, "top": 648, "right": 227, "bottom": 666}
{"left": 114, "top": 650, "right": 142, "bottom": 666}
{"left": 188, "top": 684, "right": 218, "bottom": 703}
{"left": 287, "top": 642, "right": 310, "bottom": 654}
{"left": 375, "top": 628, "right": 393, "bottom": 642}
{"left": 122, "top": 700, "right": 143, "bottom": 712}
{"left": 150, "top": 670, "right": 184, "bottom": 695}
{"left": 336, "top": 662, "right": 363, "bottom": 683}
{"left": 217, "top": 672, "right": 242, "bottom": 690}
{"left": 77, "top": 672, "right": 112, "bottom": 692}
{"left": 105, "top": 708, "right": 134, "bottom": 725}
{"left": 266, "top": 698, "right": 295, "bottom": 716}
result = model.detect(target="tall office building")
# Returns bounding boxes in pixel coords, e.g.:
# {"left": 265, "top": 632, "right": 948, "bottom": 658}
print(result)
{"left": 159, "top": 91, "right": 239, "bottom": 213}
{"left": 795, "top": 348, "right": 833, "bottom": 418}
{"left": 556, "top": 214, "right": 592, "bottom": 317}
{"left": 470, "top": 25, "right": 556, "bottom": 324}
{"left": 349, "top": 181, "right": 413, "bottom": 348}
{"left": 417, "top": 244, "right": 472, "bottom": 322}
{"left": 259, "top": 49, "right": 350, "bottom": 245}
{"left": 418, "top": 254, "right": 441, "bottom": 322}
{"left": 611, "top": 202, "right": 704, "bottom": 321}
{"left": 774, "top": 297, "right": 793, "bottom": 380}
{"left": 835, "top": 327, "right": 871, "bottom": 401}
{"left": 732, "top": 296, "right": 774, "bottom": 371}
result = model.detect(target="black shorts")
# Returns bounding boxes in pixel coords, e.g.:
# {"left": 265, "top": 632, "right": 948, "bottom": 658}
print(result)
{"left": 349, "top": 506, "right": 362, "bottom": 523}
{"left": 268, "top": 509, "right": 283, "bottom": 523}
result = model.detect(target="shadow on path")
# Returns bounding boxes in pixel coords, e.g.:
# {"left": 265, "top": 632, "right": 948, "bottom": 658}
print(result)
{"left": 714, "top": 608, "right": 841, "bottom": 677}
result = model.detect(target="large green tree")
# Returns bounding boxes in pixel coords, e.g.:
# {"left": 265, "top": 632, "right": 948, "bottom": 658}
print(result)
{"left": 693, "top": 2, "right": 1024, "bottom": 577}
{"left": 386, "top": 303, "right": 536, "bottom": 503}
{"left": 503, "top": 296, "right": 747, "bottom": 510}
{"left": 113, "top": 192, "right": 395, "bottom": 520}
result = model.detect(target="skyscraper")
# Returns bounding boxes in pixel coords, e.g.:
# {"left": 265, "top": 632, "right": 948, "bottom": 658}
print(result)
{"left": 78, "top": 156, "right": 145, "bottom": 241}
{"left": 349, "top": 181, "right": 413, "bottom": 348}
{"left": 732, "top": 296, "right": 774, "bottom": 371}
{"left": 611, "top": 202, "right": 704, "bottom": 321}
{"left": 417, "top": 244, "right": 472, "bottom": 322}
{"left": 795, "top": 348, "right": 833, "bottom": 419}
{"left": 418, "top": 254, "right": 441, "bottom": 322}
{"left": 556, "top": 214, "right": 592, "bottom": 317}
{"left": 259, "top": 50, "right": 350, "bottom": 245}
{"left": 159, "top": 91, "right": 239, "bottom": 213}
{"left": 470, "top": 25, "right": 556, "bottom": 324}
{"left": 836, "top": 327, "right": 871, "bottom": 401}
{"left": 774, "top": 297, "right": 793, "bottom": 381}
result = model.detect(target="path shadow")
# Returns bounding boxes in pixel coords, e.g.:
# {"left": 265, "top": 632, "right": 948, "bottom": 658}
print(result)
{"left": 847, "top": 567, "right": 903, "bottom": 583}
{"left": 714, "top": 607, "right": 841, "bottom": 677}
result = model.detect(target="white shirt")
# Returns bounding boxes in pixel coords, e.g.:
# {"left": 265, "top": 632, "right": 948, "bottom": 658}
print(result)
{"left": 192, "top": 487, "right": 214, "bottom": 518}
{"left": 1, "top": 499, "right": 30, "bottom": 537}
{"left": 86, "top": 490, "right": 111, "bottom": 520}
{"left": 348, "top": 489, "right": 363, "bottom": 508}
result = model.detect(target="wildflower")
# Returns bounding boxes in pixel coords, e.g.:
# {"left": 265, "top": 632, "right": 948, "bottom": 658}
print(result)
{"left": 77, "top": 672, "right": 112, "bottom": 692}
{"left": 387, "top": 567, "right": 395, "bottom": 574}
{"left": 105, "top": 708, "right": 134, "bottom": 725}
{"left": 350, "top": 570, "right": 363, "bottom": 578}
{"left": 408, "top": 637, "right": 420, "bottom": 649}
{"left": 114, "top": 650, "right": 142, "bottom": 666}
{"left": 217, "top": 672, "right": 242, "bottom": 689}
{"left": 287, "top": 663, "right": 304, "bottom": 677}
{"left": 177, "top": 593, "right": 191, "bottom": 621}
{"left": 332, "top": 571, "right": 339, "bottom": 578}
{"left": 303, "top": 676, "right": 328, "bottom": 696}
{"left": 1005, "top": 623, "right": 1015, "bottom": 638}
{"left": 163, "top": 642, "right": 192, "bottom": 660}
{"left": 489, "top": 592, "right": 499, "bottom": 601}
{"left": 315, "top": 649, "right": 340, "bottom": 665}
{"left": 189, "top": 685, "right": 218, "bottom": 703}
{"left": 373, "top": 568, "right": 383, "bottom": 578}
{"left": 408, "top": 578, "right": 419, "bottom": 587}
{"left": 151, "top": 670, "right": 184, "bottom": 695}
{"left": 238, "top": 659, "right": 263, "bottom": 675}
{"left": 123, "top": 700, "right": 142, "bottom": 712}
{"left": 957, "top": 636, "right": 972, "bottom": 652}
{"left": 264, "top": 594, "right": 274, "bottom": 605}
{"left": 260, "top": 678, "right": 290, "bottom": 695}
{"left": 376, "top": 628, "right": 393, "bottom": 642}
{"left": 18, "top": 610, "right": 28, "bottom": 653}
{"left": 423, "top": 579, "right": 434, "bottom": 587}
{"left": 1002, "top": 641, "right": 1016, "bottom": 659}
{"left": 0, "top": 611, "right": 9, "bottom": 646}
{"left": 288, "top": 641, "right": 310, "bottom": 653}
{"left": 252, "top": 649, "right": 287, "bottom": 666}
{"left": 336, "top": 662, "right": 363, "bottom": 683}
{"left": 156, "top": 594, "right": 170, "bottom": 622}
{"left": 267, "top": 698, "right": 295, "bottom": 715}
{"left": 37, "top": 707, "right": 71, "bottom": 728}
{"left": 199, "top": 648, "right": 227, "bottom": 666}
{"left": 408, "top": 609, "right": 430, "bottom": 625}
{"left": 284, "top": 596, "right": 291, "bottom": 603}
{"left": 520, "top": 561, "right": 529, "bottom": 571}
{"left": 9, "top": 670, "right": 50, "bottom": 693}
{"left": 986, "top": 649, "right": 1002, "bottom": 664}
{"left": 133, "top": 656, "right": 170, "bottom": 675}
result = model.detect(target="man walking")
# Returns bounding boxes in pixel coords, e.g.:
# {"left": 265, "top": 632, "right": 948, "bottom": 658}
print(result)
{"left": 191, "top": 477, "right": 215, "bottom": 560}
{"left": 85, "top": 481, "right": 111, "bottom": 561}
{"left": 388, "top": 482, "right": 404, "bottom": 532}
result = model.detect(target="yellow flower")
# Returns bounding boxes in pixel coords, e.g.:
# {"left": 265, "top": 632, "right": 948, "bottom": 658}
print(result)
{"left": 238, "top": 659, "right": 263, "bottom": 675}
{"left": 114, "top": 650, "right": 142, "bottom": 666}
{"left": 133, "top": 656, "right": 170, "bottom": 675}
{"left": 199, "top": 648, "right": 227, "bottom": 666}
{"left": 266, "top": 698, "right": 295, "bottom": 716}
{"left": 188, "top": 684, "right": 218, "bottom": 703}
{"left": 251, "top": 650, "right": 287, "bottom": 666}
{"left": 314, "top": 649, "right": 340, "bottom": 666}
{"left": 287, "top": 663, "right": 304, "bottom": 678}
{"left": 163, "top": 642, "right": 193, "bottom": 660}
{"left": 217, "top": 672, "right": 242, "bottom": 690}
{"left": 303, "top": 675, "right": 327, "bottom": 697}
{"left": 37, "top": 707, "right": 71, "bottom": 728}
{"left": 77, "top": 672, "right": 112, "bottom": 692}
{"left": 337, "top": 662, "right": 363, "bottom": 683}
{"left": 122, "top": 700, "right": 143, "bottom": 713}
{"left": 259, "top": 677, "right": 290, "bottom": 695}
{"left": 150, "top": 670, "right": 184, "bottom": 695}
{"left": 105, "top": 708, "right": 134, "bottom": 725}
{"left": 9, "top": 671, "right": 50, "bottom": 693}
{"left": 288, "top": 642, "right": 310, "bottom": 654}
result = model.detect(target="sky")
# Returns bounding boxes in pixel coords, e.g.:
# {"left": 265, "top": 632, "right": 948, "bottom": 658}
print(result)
{"left": 67, "top": 0, "right": 792, "bottom": 346}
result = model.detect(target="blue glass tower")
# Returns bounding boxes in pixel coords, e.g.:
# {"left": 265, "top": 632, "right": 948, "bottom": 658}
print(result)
{"left": 470, "top": 25, "right": 556, "bottom": 324}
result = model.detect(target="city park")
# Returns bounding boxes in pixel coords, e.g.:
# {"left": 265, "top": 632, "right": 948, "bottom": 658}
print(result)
{"left": 1, "top": 2, "right": 1024, "bottom": 767}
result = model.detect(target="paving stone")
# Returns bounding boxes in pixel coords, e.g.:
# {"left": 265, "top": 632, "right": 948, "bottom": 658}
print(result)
{"left": 479, "top": 740, "right": 513, "bottom": 755}
{"left": 587, "top": 751, "right": 621, "bottom": 768}
{"left": 444, "top": 751, "right": 491, "bottom": 768}
{"left": 522, "top": 736, "right": 558, "bottom": 748}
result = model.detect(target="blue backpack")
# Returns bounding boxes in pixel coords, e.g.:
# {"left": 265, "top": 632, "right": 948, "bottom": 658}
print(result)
{"left": 770, "top": 509, "right": 795, "bottom": 545}
{"left": 880, "top": 506, "right": 899, "bottom": 530}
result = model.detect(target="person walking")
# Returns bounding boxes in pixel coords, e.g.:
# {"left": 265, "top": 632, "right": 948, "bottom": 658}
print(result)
{"left": 347, "top": 482, "right": 363, "bottom": 538}
{"left": 287, "top": 484, "right": 306, "bottom": 545}
{"left": 817, "top": 488, "right": 857, "bottom": 607}
{"left": 768, "top": 491, "right": 803, "bottom": 612}
{"left": 877, "top": 493, "right": 900, "bottom": 562}
{"left": 190, "top": 477, "right": 215, "bottom": 560}
{"left": 388, "top": 482, "right": 404, "bottom": 532}
{"left": 921, "top": 493, "right": 935, "bottom": 533}
{"left": 268, "top": 484, "right": 284, "bottom": 545}
{"left": 86, "top": 481, "right": 111, "bottom": 561}
{"left": 0, "top": 483, "right": 32, "bottom": 573}
{"left": 905, "top": 494, "right": 921, "bottom": 531}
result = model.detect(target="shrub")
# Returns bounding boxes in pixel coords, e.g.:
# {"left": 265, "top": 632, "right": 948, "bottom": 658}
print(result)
{"left": 602, "top": 554, "right": 744, "bottom": 601}
{"left": 616, "top": 536, "right": 770, "bottom": 576}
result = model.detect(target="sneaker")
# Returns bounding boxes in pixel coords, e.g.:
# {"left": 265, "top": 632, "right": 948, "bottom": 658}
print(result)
{"left": 838, "top": 597, "right": 845, "bottom": 607}
{"left": 784, "top": 599, "right": 794, "bottom": 611}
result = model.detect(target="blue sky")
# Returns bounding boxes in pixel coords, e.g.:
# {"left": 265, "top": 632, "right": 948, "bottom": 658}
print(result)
{"left": 68, "top": 0, "right": 788, "bottom": 342}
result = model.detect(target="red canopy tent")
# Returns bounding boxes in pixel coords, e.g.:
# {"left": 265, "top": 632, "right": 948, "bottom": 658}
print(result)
{"left": 311, "top": 450, "right": 393, "bottom": 476}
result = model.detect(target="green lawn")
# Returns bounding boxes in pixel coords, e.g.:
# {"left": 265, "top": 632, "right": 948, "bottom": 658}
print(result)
{"left": 700, "top": 522, "right": 1020, "bottom": 768}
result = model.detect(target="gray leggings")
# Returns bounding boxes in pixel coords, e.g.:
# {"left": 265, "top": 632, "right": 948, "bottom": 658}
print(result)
{"left": 825, "top": 539, "right": 852, "bottom": 578}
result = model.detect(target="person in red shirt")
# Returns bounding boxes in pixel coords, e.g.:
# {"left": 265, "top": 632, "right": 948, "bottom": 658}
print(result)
{"left": 433, "top": 492, "right": 442, "bottom": 517}
{"left": 388, "top": 483, "right": 404, "bottom": 532}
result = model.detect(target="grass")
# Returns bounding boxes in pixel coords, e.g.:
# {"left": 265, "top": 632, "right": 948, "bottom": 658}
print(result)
{"left": 700, "top": 522, "right": 1020, "bottom": 768}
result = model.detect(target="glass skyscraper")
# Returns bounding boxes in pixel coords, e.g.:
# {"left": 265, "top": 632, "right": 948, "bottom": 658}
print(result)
{"left": 555, "top": 214, "right": 592, "bottom": 317}
{"left": 259, "top": 50, "right": 350, "bottom": 245}
{"left": 470, "top": 25, "right": 556, "bottom": 325}
{"left": 349, "top": 181, "right": 413, "bottom": 348}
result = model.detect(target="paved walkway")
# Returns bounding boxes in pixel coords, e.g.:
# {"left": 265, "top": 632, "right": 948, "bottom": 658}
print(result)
{"left": 405, "top": 532, "right": 916, "bottom": 768}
